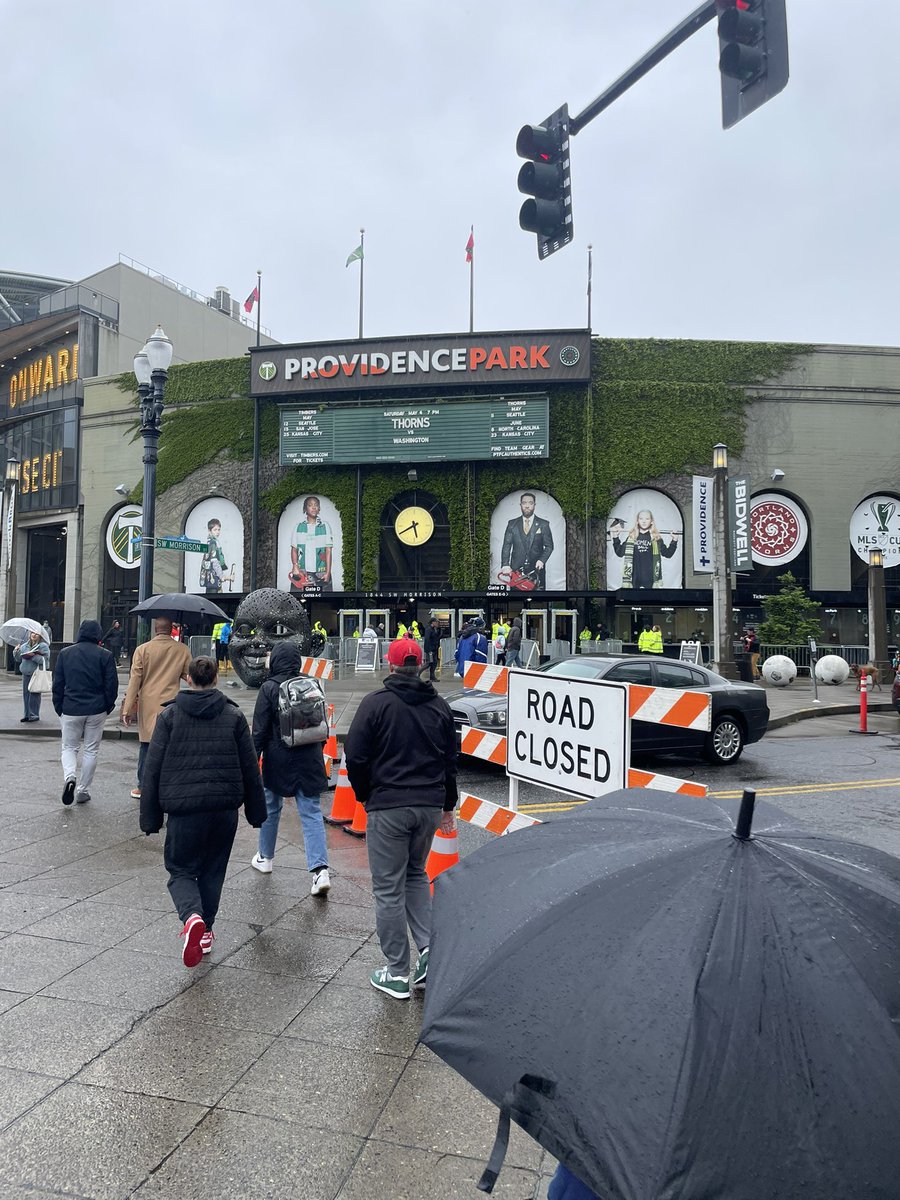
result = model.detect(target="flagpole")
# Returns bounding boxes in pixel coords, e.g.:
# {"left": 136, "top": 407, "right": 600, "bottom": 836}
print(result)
{"left": 584, "top": 244, "right": 593, "bottom": 599}
{"left": 356, "top": 233, "right": 364, "bottom": 333}
{"left": 468, "top": 225, "right": 474, "bottom": 333}
{"left": 250, "top": 268, "right": 263, "bottom": 590}
{"left": 586, "top": 243, "right": 593, "bottom": 333}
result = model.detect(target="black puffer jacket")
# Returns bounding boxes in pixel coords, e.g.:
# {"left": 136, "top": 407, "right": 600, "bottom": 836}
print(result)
{"left": 52, "top": 621, "right": 118, "bottom": 716}
{"left": 345, "top": 670, "right": 457, "bottom": 813}
{"left": 252, "top": 642, "right": 328, "bottom": 798}
{"left": 140, "top": 688, "right": 266, "bottom": 833}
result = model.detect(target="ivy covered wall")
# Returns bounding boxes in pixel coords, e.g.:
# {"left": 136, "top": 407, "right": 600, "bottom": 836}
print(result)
{"left": 117, "top": 337, "right": 809, "bottom": 591}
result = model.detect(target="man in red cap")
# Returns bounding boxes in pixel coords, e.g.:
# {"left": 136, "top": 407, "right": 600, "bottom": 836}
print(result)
{"left": 345, "top": 636, "right": 458, "bottom": 1000}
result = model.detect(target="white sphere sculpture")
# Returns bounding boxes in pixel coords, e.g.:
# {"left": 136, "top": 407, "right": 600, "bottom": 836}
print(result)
{"left": 815, "top": 654, "right": 850, "bottom": 685}
{"left": 762, "top": 654, "right": 797, "bottom": 687}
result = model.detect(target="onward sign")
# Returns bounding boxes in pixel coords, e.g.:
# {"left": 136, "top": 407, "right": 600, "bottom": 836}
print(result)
{"left": 6, "top": 338, "right": 79, "bottom": 411}
{"left": 250, "top": 330, "right": 591, "bottom": 397}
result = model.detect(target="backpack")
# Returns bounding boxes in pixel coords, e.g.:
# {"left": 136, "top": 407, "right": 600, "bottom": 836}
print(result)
{"left": 494, "top": 634, "right": 506, "bottom": 650}
{"left": 277, "top": 675, "right": 328, "bottom": 748}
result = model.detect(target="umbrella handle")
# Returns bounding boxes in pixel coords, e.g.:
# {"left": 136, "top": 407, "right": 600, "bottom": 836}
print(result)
{"left": 733, "top": 789, "right": 757, "bottom": 841}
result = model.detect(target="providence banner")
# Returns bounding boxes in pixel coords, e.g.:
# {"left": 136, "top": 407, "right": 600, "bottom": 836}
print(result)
{"left": 692, "top": 476, "right": 714, "bottom": 574}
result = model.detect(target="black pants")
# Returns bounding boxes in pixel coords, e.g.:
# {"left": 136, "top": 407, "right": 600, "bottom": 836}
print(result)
{"left": 420, "top": 650, "right": 438, "bottom": 681}
{"left": 163, "top": 810, "right": 239, "bottom": 928}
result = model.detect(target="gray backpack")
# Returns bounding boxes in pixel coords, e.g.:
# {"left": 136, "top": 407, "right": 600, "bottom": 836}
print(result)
{"left": 277, "top": 675, "right": 328, "bottom": 748}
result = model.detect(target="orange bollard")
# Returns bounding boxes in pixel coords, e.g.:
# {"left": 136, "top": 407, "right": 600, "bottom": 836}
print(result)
{"left": 342, "top": 798, "right": 368, "bottom": 838}
{"left": 324, "top": 753, "right": 357, "bottom": 825}
{"left": 425, "top": 826, "right": 460, "bottom": 889}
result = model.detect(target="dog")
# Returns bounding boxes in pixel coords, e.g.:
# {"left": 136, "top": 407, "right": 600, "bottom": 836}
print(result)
{"left": 849, "top": 663, "right": 883, "bottom": 691}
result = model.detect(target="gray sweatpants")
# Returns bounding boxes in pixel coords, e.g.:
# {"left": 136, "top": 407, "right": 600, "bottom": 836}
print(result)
{"left": 366, "top": 806, "right": 442, "bottom": 977}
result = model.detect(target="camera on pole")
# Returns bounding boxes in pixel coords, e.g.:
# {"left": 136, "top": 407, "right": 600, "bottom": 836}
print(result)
{"left": 516, "top": 103, "right": 573, "bottom": 260}
{"left": 717, "top": 0, "right": 789, "bottom": 129}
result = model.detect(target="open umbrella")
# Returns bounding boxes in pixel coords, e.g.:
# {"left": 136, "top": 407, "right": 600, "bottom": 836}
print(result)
{"left": 0, "top": 617, "right": 45, "bottom": 646}
{"left": 420, "top": 789, "right": 900, "bottom": 1199}
{"left": 130, "top": 593, "right": 228, "bottom": 622}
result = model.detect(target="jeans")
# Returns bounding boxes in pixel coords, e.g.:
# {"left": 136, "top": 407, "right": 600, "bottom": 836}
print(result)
{"left": 164, "top": 809, "right": 239, "bottom": 928}
{"left": 505, "top": 650, "right": 521, "bottom": 668}
{"left": 60, "top": 712, "right": 107, "bottom": 793}
{"left": 21, "top": 674, "right": 41, "bottom": 719}
{"left": 259, "top": 787, "right": 328, "bottom": 872}
{"left": 137, "top": 740, "right": 149, "bottom": 787}
{"left": 366, "top": 806, "right": 442, "bottom": 977}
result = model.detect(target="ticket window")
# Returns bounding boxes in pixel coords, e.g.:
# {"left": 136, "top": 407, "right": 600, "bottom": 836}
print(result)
{"left": 523, "top": 609, "right": 548, "bottom": 650}
{"left": 338, "top": 609, "right": 363, "bottom": 640}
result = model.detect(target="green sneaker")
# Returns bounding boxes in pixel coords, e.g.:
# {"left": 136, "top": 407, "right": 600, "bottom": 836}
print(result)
{"left": 412, "top": 946, "right": 429, "bottom": 990}
{"left": 370, "top": 965, "right": 410, "bottom": 1000}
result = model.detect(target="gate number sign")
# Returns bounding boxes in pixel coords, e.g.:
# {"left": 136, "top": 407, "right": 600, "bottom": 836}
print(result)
{"left": 506, "top": 672, "right": 630, "bottom": 799}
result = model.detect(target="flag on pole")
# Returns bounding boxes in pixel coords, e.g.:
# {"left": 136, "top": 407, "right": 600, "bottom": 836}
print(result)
{"left": 243, "top": 286, "right": 259, "bottom": 313}
{"left": 465, "top": 227, "right": 474, "bottom": 263}
{"left": 346, "top": 243, "right": 364, "bottom": 267}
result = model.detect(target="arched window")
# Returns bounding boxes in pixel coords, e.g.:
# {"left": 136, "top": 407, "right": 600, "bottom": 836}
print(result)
{"left": 379, "top": 490, "right": 450, "bottom": 589}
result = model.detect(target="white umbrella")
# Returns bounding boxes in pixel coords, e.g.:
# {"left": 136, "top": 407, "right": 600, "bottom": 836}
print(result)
{"left": 0, "top": 617, "right": 45, "bottom": 646}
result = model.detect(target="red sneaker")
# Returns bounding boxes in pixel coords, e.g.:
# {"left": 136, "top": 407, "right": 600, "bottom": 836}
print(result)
{"left": 180, "top": 914, "right": 205, "bottom": 967}
{"left": 200, "top": 929, "right": 214, "bottom": 956}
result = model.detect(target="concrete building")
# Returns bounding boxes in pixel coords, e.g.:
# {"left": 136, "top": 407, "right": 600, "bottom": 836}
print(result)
{"left": 0, "top": 259, "right": 275, "bottom": 644}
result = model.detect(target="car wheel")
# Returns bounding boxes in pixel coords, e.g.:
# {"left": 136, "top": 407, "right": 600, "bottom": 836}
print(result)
{"left": 703, "top": 715, "right": 745, "bottom": 764}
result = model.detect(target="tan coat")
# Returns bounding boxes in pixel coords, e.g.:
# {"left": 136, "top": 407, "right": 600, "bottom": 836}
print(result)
{"left": 122, "top": 635, "right": 193, "bottom": 743}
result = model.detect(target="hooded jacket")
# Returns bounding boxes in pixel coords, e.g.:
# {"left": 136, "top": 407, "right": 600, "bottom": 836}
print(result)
{"left": 252, "top": 641, "right": 328, "bottom": 797}
{"left": 52, "top": 621, "right": 118, "bottom": 716}
{"left": 140, "top": 687, "right": 266, "bottom": 833}
{"left": 344, "top": 670, "right": 457, "bottom": 813}
{"left": 505, "top": 619, "right": 523, "bottom": 652}
{"left": 455, "top": 622, "right": 488, "bottom": 675}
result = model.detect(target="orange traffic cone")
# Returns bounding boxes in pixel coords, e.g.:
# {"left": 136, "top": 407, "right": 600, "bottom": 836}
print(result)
{"left": 323, "top": 705, "right": 338, "bottom": 784}
{"left": 425, "top": 826, "right": 460, "bottom": 889}
{"left": 324, "top": 753, "right": 356, "bottom": 826}
{"left": 342, "top": 797, "right": 368, "bottom": 839}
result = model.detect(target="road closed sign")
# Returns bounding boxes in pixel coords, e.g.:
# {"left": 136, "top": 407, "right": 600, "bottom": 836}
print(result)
{"left": 506, "top": 671, "right": 630, "bottom": 800}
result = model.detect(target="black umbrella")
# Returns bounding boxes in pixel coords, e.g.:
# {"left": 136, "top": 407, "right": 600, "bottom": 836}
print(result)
{"left": 420, "top": 789, "right": 900, "bottom": 1199}
{"left": 130, "top": 593, "right": 228, "bottom": 622}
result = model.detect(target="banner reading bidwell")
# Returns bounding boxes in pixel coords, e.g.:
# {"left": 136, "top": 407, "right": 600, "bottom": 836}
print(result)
{"left": 692, "top": 476, "right": 714, "bottom": 573}
{"left": 250, "top": 330, "right": 591, "bottom": 397}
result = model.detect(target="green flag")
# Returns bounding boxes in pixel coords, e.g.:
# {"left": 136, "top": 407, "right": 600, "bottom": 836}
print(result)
{"left": 346, "top": 243, "right": 364, "bottom": 267}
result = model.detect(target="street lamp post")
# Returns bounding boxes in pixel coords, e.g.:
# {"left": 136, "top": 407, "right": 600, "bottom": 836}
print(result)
{"left": 868, "top": 548, "right": 890, "bottom": 682}
{"left": 712, "top": 442, "right": 738, "bottom": 679}
{"left": 2, "top": 455, "right": 21, "bottom": 630}
{"left": 134, "top": 326, "right": 173, "bottom": 636}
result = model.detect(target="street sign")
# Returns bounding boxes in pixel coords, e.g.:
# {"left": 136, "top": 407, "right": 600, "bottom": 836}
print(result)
{"left": 506, "top": 670, "right": 630, "bottom": 800}
{"left": 151, "top": 536, "right": 208, "bottom": 553}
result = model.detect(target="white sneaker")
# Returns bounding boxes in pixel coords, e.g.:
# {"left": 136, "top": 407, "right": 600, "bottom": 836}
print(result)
{"left": 251, "top": 852, "right": 273, "bottom": 874}
{"left": 310, "top": 868, "right": 331, "bottom": 897}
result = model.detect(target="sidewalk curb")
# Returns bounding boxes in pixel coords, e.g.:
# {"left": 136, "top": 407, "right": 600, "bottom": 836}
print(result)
{"left": 767, "top": 701, "right": 895, "bottom": 729}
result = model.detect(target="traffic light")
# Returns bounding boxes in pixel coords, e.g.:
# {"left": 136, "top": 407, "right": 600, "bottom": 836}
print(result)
{"left": 516, "top": 103, "right": 573, "bottom": 260}
{"left": 717, "top": 0, "right": 789, "bottom": 129}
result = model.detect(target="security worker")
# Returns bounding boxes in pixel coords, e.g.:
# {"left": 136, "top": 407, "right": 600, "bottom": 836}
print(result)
{"left": 410, "top": 620, "right": 422, "bottom": 639}
{"left": 352, "top": 627, "right": 361, "bottom": 638}
{"left": 579, "top": 627, "right": 593, "bottom": 642}
{"left": 638, "top": 624, "right": 655, "bottom": 653}
{"left": 396, "top": 622, "right": 408, "bottom": 638}
{"left": 313, "top": 620, "right": 327, "bottom": 637}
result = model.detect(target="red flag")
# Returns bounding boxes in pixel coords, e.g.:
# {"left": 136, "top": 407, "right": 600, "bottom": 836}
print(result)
{"left": 243, "top": 286, "right": 259, "bottom": 313}
{"left": 465, "top": 228, "right": 474, "bottom": 263}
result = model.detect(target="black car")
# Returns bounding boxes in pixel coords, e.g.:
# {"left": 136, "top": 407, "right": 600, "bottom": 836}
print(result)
{"left": 448, "top": 653, "right": 769, "bottom": 765}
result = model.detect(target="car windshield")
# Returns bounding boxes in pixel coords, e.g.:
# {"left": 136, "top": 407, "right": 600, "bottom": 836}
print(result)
{"left": 536, "top": 659, "right": 606, "bottom": 679}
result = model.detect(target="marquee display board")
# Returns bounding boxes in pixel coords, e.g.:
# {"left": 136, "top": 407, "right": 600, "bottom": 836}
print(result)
{"left": 279, "top": 394, "right": 549, "bottom": 467}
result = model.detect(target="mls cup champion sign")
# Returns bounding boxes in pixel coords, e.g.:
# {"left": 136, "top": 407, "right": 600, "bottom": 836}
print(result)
{"left": 850, "top": 495, "right": 900, "bottom": 567}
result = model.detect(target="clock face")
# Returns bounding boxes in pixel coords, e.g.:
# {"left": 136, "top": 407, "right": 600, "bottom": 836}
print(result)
{"left": 394, "top": 506, "right": 435, "bottom": 546}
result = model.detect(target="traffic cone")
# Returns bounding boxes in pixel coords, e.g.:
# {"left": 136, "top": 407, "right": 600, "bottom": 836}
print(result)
{"left": 342, "top": 797, "right": 368, "bottom": 838}
{"left": 425, "top": 825, "right": 460, "bottom": 889}
{"left": 324, "top": 753, "right": 356, "bottom": 826}
{"left": 323, "top": 705, "right": 339, "bottom": 787}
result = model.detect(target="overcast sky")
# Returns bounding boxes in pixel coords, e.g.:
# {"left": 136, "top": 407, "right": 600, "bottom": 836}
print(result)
{"left": 5, "top": 1, "right": 899, "bottom": 350}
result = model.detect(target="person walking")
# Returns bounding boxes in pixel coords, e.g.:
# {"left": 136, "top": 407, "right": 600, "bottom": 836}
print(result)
{"left": 454, "top": 616, "right": 488, "bottom": 678}
{"left": 102, "top": 619, "right": 124, "bottom": 663}
{"left": 250, "top": 641, "right": 331, "bottom": 895}
{"left": 421, "top": 618, "right": 442, "bottom": 682}
{"left": 41, "top": 618, "right": 53, "bottom": 645}
{"left": 745, "top": 627, "right": 761, "bottom": 680}
{"left": 14, "top": 629, "right": 50, "bottom": 723}
{"left": 121, "top": 618, "right": 192, "bottom": 800}
{"left": 52, "top": 620, "right": 118, "bottom": 806}
{"left": 504, "top": 617, "right": 523, "bottom": 668}
{"left": 139, "top": 656, "right": 266, "bottom": 966}
{"left": 218, "top": 619, "right": 232, "bottom": 672}
{"left": 345, "top": 637, "right": 458, "bottom": 1000}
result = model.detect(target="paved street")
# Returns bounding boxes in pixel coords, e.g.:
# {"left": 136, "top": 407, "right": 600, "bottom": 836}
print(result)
{"left": 0, "top": 664, "right": 897, "bottom": 1198}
